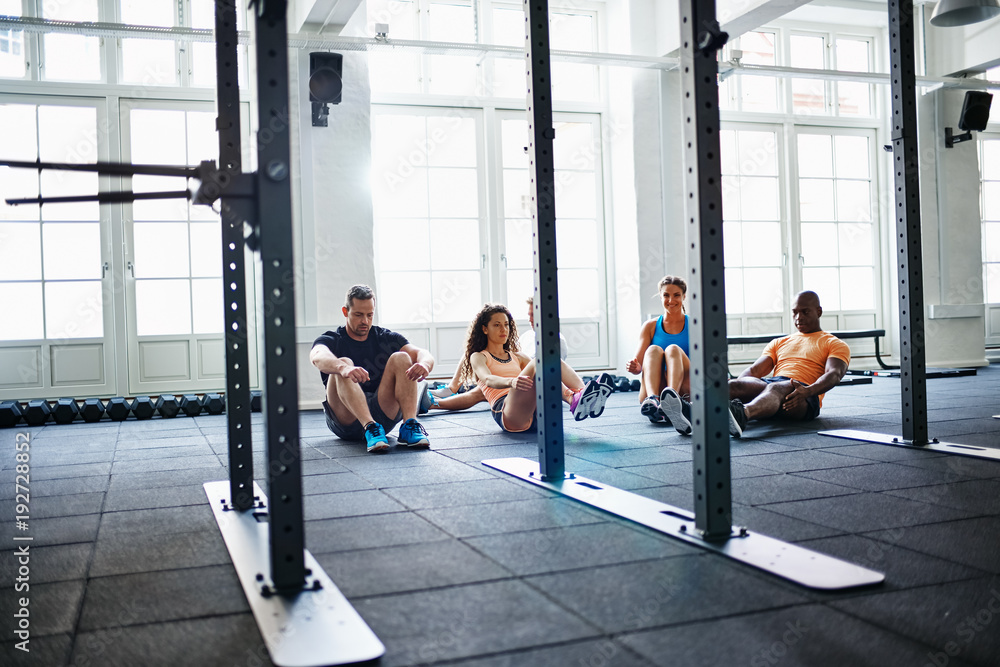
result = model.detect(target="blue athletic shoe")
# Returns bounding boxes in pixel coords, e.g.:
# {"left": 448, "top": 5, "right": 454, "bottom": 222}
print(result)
{"left": 364, "top": 422, "right": 390, "bottom": 453}
{"left": 397, "top": 418, "right": 430, "bottom": 448}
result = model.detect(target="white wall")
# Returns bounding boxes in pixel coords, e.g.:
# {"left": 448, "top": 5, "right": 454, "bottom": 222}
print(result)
{"left": 925, "top": 15, "right": 1000, "bottom": 76}
{"left": 292, "top": 49, "right": 377, "bottom": 408}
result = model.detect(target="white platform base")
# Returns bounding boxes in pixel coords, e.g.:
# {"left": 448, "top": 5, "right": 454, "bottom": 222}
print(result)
{"left": 819, "top": 429, "right": 1000, "bottom": 462}
{"left": 482, "top": 458, "right": 884, "bottom": 591}
{"left": 204, "top": 481, "right": 384, "bottom": 666}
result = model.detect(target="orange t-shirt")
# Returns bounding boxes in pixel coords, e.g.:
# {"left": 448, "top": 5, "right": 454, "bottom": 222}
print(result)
{"left": 761, "top": 331, "right": 851, "bottom": 407}
{"left": 476, "top": 352, "right": 522, "bottom": 407}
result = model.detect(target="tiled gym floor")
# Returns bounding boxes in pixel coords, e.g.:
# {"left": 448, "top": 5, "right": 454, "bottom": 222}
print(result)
{"left": 2, "top": 366, "right": 999, "bottom": 666}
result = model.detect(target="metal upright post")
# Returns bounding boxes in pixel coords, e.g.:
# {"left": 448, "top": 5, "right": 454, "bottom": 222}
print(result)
{"left": 680, "top": 0, "right": 733, "bottom": 540}
{"left": 888, "top": 0, "right": 928, "bottom": 445}
{"left": 524, "top": 0, "right": 565, "bottom": 481}
{"left": 253, "top": 0, "right": 306, "bottom": 591}
{"left": 216, "top": 0, "right": 254, "bottom": 512}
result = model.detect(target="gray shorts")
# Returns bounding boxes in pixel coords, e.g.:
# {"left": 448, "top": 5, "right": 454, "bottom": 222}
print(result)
{"left": 323, "top": 391, "right": 402, "bottom": 441}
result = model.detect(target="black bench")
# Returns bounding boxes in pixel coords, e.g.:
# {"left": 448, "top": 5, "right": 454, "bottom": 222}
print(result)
{"left": 727, "top": 329, "right": 894, "bottom": 370}
{"left": 727, "top": 329, "right": 977, "bottom": 380}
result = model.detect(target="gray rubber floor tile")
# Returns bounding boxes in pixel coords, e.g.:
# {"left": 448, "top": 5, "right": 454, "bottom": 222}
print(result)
{"left": 353, "top": 579, "right": 599, "bottom": 666}
{"left": 815, "top": 442, "right": 950, "bottom": 463}
{"left": 380, "top": 477, "right": 549, "bottom": 510}
{"left": 108, "top": 467, "right": 230, "bottom": 491}
{"left": 111, "top": 455, "right": 223, "bottom": 475}
{"left": 354, "top": 459, "right": 496, "bottom": 488}
{"left": 334, "top": 448, "right": 454, "bottom": 472}
{"left": 90, "top": 529, "right": 231, "bottom": 577}
{"left": 303, "top": 488, "right": 407, "bottom": 521}
{"left": 0, "top": 513, "right": 100, "bottom": 550}
{"left": 299, "top": 457, "right": 351, "bottom": 475}
{"left": 570, "top": 445, "right": 693, "bottom": 468}
{"left": 864, "top": 516, "right": 1000, "bottom": 573}
{"left": 78, "top": 565, "right": 248, "bottom": 631}
{"left": 732, "top": 505, "right": 847, "bottom": 542}
{"left": 795, "top": 533, "right": 987, "bottom": 592}
{"left": 103, "top": 484, "right": 208, "bottom": 512}
{"left": 465, "top": 522, "right": 693, "bottom": 576}
{"left": 120, "top": 431, "right": 208, "bottom": 446}
{"left": 620, "top": 603, "right": 978, "bottom": 667}
{"left": 443, "top": 639, "right": 653, "bottom": 667}
{"left": 113, "top": 444, "right": 215, "bottom": 462}
{"left": 574, "top": 466, "right": 671, "bottom": 491}
{"left": 893, "top": 454, "right": 1000, "bottom": 480}
{"left": 0, "top": 580, "right": 84, "bottom": 638}
{"left": 0, "top": 633, "right": 72, "bottom": 666}
{"left": 98, "top": 505, "right": 217, "bottom": 539}
{"left": 620, "top": 460, "right": 774, "bottom": 486}
{"left": 884, "top": 478, "right": 1000, "bottom": 514}
{"left": 316, "top": 539, "right": 510, "bottom": 597}
{"left": 306, "top": 512, "right": 450, "bottom": 554}
{"left": 764, "top": 491, "right": 975, "bottom": 533}
{"left": 736, "top": 449, "right": 871, "bottom": 474}
{"left": 730, "top": 473, "right": 858, "bottom": 505}
{"left": 417, "top": 497, "right": 606, "bottom": 538}
{"left": 29, "top": 462, "right": 112, "bottom": 481}
{"left": 28, "top": 476, "right": 110, "bottom": 498}
{"left": 526, "top": 555, "right": 808, "bottom": 633}
{"left": 450, "top": 638, "right": 652, "bottom": 667}
{"left": 70, "top": 613, "right": 273, "bottom": 667}
{"left": 441, "top": 443, "right": 543, "bottom": 464}
{"left": 24, "top": 448, "right": 116, "bottom": 468}
{"left": 831, "top": 576, "right": 1000, "bottom": 667}
{"left": 0, "top": 542, "right": 91, "bottom": 586}
{"left": 796, "top": 461, "right": 982, "bottom": 493}
{"left": 24, "top": 492, "right": 104, "bottom": 519}
{"left": 302, "top": 471, "right": 374, "bottom": 495}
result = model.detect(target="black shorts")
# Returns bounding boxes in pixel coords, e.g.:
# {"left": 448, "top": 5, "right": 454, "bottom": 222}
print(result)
{"left": 491, "top": 395, "right": 537, "bottom": 433}
{"left": 764, "top": 376, "right": 821, "bottom": 421}
{"left": 323, "top": 391, "right": 402, "bottom": 441}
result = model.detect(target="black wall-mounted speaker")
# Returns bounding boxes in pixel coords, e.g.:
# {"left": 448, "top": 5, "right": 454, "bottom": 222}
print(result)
{"left": 309, "top": 52, "right": 343, "bottom": 105}
{"left": 958, "top": 91, "right": 993, "bottom": 132}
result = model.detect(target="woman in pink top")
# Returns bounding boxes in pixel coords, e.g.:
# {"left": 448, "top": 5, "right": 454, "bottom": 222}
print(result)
{"left": 458, "top": 304, "right": 614, "bottom": 433}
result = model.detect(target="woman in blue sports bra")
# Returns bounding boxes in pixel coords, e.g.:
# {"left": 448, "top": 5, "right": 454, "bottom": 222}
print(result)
{"left": 625, "top": 275, "right": 693, "bottom": 433}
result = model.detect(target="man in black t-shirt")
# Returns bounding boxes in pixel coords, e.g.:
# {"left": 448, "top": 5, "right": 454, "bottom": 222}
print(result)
{"left": 310, "top": 284, "right": 435, "bottom": 453}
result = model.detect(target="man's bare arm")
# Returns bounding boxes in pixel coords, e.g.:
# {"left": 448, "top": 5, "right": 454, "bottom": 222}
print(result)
{"left": 738, "top": 355, "right": 775, "bottom": 380}
{"left": 401, "top": 343, "right": 434, "bottom": 381}
{"left": 782, "top": 357, "right": 848, "bottom": 412}
{"left": 309, "top": 344, "right": 368, "bottom": 383}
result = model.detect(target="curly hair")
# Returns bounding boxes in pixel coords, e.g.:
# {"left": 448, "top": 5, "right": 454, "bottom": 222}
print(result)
{"left": 457, "top": 303, "right": 520, "bottom": 384}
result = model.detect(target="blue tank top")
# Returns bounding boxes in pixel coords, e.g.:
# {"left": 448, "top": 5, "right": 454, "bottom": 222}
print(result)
{"left": 651, "top": 315, "right": 689, "bottom": 356}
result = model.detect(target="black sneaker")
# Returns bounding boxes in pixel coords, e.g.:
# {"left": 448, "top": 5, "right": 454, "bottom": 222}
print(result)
{"left": 640, "top": 396, "right": 668, "bottom": 424}
{"left": 660, "top": 387, "right": 692, "bottom": 435}
{"left": 417, "top": 381, "right": 432, "bottom": 415}
{"left": 729, "top": 399, "right": 748, "bottom": 438}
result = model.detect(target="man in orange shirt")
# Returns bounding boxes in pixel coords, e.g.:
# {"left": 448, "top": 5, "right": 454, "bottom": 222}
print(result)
{"left": 726, "top": 291, "right": 850, "bottom": 438}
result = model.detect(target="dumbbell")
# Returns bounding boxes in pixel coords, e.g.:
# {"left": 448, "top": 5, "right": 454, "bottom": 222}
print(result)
{"left": 52, "top": 398, "right": 80, "bottom": 424}
{"left": 631, "top": 380, "right": 641, "bottom": 392}
{"left": 202, "top": 393, "right": 225, "bottom": 415}
{"left": 106, "top": 397, "right": 131, "bottom": 421}
{"left": 0, "top": 401, "right": 24, "bottom": 428}
{"left": 131, "top": 396, "right": 155, "bottom": 420}
{"left": 23, "top": 400, "right": 52, "bottom": 426}
{"left": 155, "top": 395, "right": 180, "bottom": 418}
{"left": 615, "top": 376, "right": 632, "bottom": 392}
{"left": 180, "top": 394, "right": 203, "bottom": 417}
{"left": 80, "top": 398, "right": 106, "bottom": 423}
{"left": 250, "top": 390, "right": 262, "bottom": 412}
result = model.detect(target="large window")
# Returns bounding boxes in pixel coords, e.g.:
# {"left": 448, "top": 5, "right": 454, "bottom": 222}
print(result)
{"left": 982, "top": 132, "right": 1000, "bottom": 345}
{"left": 0, "top": 1, "right": 255, "bottom": 400}
{"left": 366, "top": 0, "right": 600, "bottom": 103}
